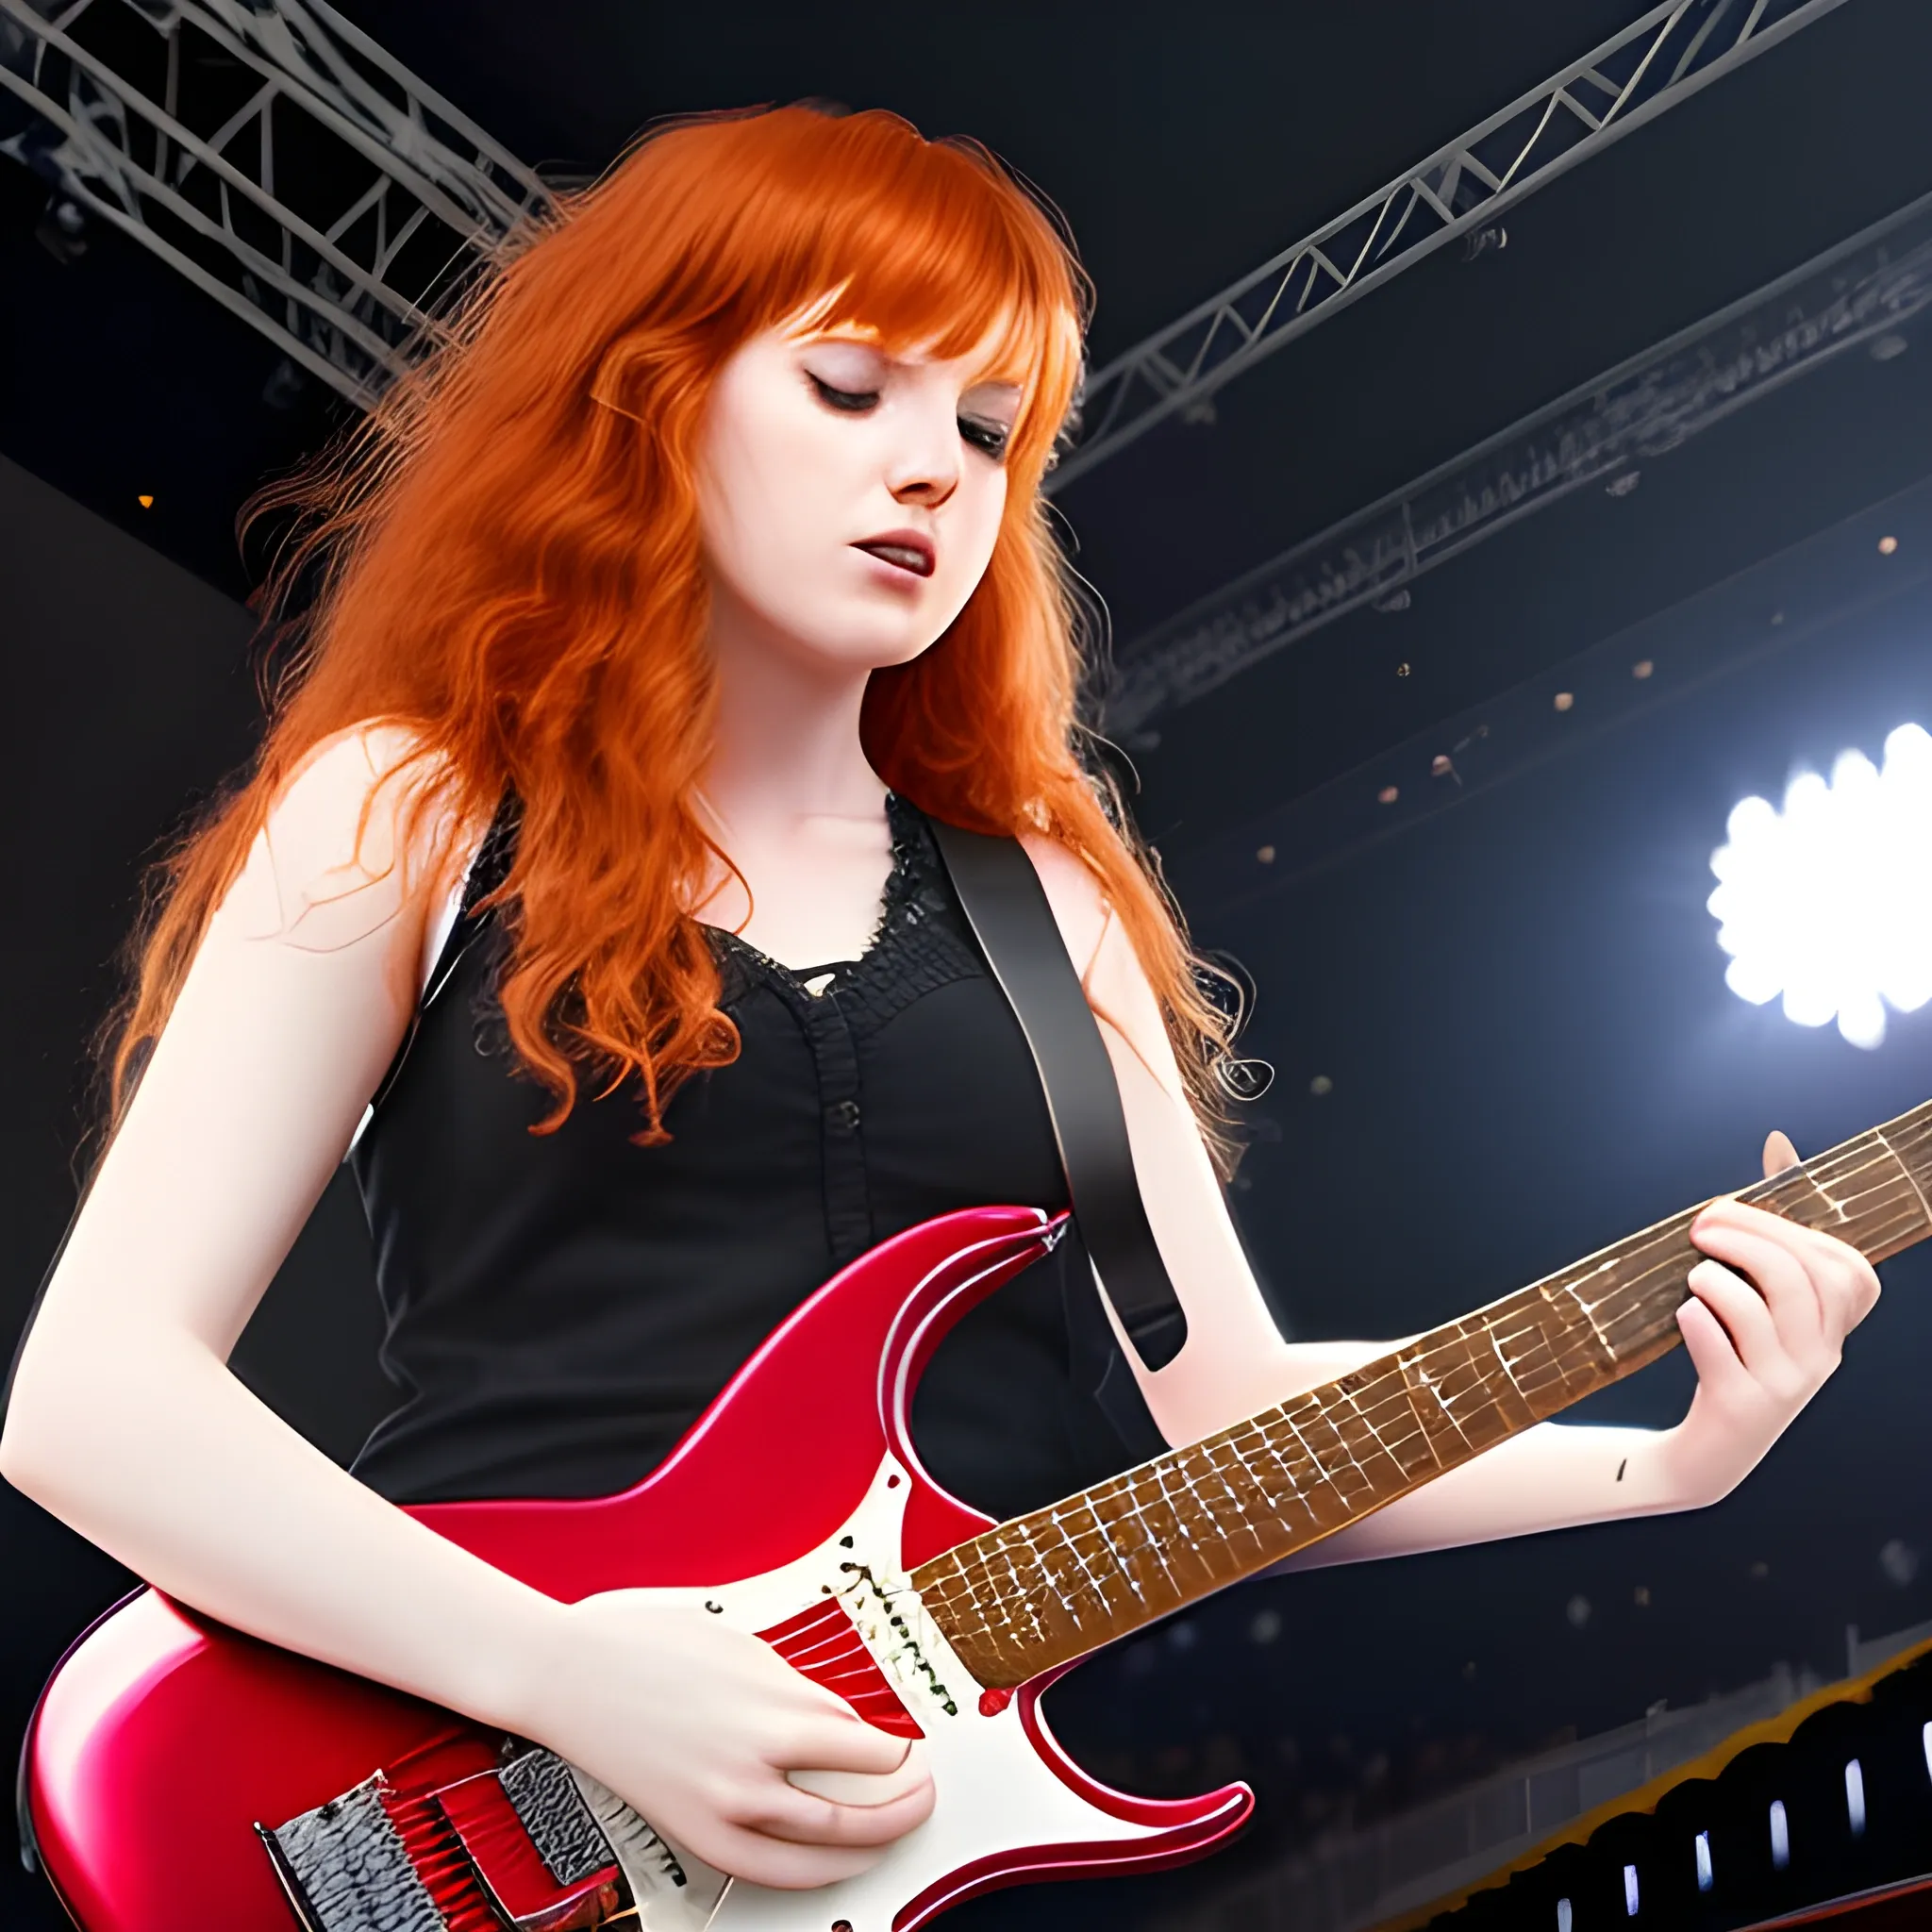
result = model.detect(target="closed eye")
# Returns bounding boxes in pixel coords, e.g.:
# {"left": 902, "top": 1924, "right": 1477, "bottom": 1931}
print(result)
{"left": 808, "top": 374, "right": 1011, "bottom": 462}
{"left": 958, "top": 415, "right": 1011, "bottom": 462}
{"left": 808, "top": 374, "right": 878, "bottom": 413}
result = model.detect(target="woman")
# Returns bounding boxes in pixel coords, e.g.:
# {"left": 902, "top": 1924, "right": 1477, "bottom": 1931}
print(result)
{"left": 0, "top": 105, "right": 1879, "bottom": 1896}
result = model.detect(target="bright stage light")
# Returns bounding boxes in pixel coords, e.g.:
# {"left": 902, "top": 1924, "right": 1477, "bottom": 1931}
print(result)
{"left": 1707, "top": 723, "right": 1932, "bottom": 1049}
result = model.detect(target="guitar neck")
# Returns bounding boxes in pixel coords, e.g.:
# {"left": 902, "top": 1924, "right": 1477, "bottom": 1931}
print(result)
{"left": 913, "top": 1100, "right": 1932, "bottom": 1690}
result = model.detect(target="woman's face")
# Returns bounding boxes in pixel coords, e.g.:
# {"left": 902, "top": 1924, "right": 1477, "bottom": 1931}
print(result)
{"left": 695, "top": 319, "right": 1024, "bottom": 675}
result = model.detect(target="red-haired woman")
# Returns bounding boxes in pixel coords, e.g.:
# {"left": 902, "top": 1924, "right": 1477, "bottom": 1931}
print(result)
{"left": 1, "top": 106, "right": 1879, "bottom": 1896}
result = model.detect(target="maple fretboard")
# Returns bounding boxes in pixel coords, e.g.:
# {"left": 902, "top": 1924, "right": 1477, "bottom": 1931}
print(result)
{"left": 912, "top": 1100, "right": 1932, "bottom": 1689}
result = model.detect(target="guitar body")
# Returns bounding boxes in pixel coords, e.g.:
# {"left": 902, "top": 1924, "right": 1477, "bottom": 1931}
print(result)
{"left": 24, "top": 1207, "right": 1252, "bottom": 1932}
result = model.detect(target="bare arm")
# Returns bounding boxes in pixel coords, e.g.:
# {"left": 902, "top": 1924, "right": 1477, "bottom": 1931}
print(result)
{"left": 2, "top": 726, "right": 929, "bottom": 1887}
{"left": 1021, "top": 839, "right": 1880, "bottom": 1566}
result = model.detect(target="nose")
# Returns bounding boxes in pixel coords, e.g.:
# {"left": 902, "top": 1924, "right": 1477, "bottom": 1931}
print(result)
{"left": 884, "top": 395, "right": 959, "bottom": 510}
{"left": 891, "top": 471, "right": 957, "bottom": 509}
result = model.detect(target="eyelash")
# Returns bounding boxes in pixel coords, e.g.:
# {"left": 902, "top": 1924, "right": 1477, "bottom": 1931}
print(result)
{"left": 808, "top": 375, "right": 1011, "bottom": 462}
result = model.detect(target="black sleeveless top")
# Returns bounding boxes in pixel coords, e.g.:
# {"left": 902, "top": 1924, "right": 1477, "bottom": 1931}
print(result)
{"left": 347, "top": 795, "right": 1162, "bottom": 1523}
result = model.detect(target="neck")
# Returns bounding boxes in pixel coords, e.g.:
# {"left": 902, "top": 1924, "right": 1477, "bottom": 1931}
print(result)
{"left": 911, "top": 1098, "right": 1932, "bottom": 1690}
{"left": 703, "top": 595, "right": 886, "bottom": 833}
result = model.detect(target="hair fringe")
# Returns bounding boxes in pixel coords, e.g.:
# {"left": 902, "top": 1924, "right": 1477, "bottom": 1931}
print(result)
{"left": 101, "top": 103, "right": 1251, "bottom": 1179}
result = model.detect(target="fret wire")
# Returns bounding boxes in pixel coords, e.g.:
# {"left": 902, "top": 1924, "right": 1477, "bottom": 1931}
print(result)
{"left": 1331, "top": 1376, "right": 1405, "bottom": 1483}
{"left": 1106, "top": 1484, "right": 1184, "bottom": 1600}
{"left": 1215, "top": 1433, "right": 1285, "bottom": 1551}
{"left": 1239, "top": 1416, "right": 1325, "bottom": 1530}
{"left": 1807, "top": 1163, "right": 1905, "bottom": 1222}
{"left": 1278, "top": 1403, "right": 1355, "bottom": 1510}
{"left": 917, "top": 1101, "right": 1932, "bottom": 1688}
{"left": 1196, "top": 1439, "right": 1255, "bottom": 1541}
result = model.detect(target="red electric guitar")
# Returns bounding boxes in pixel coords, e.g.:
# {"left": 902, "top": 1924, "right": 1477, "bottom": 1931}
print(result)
{"left": 25, "top": 1102, "right": 1932, "bottom": 1932}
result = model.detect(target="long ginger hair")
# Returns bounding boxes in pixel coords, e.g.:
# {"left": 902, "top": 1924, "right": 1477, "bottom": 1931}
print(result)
{"left": 108, "top": 104, "right": 1239, "bottom": 1162}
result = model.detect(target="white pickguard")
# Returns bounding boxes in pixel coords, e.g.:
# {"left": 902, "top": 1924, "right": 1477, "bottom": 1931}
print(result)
{"left": 589, "top": 1453, "right": 1174, "bottom": 1932}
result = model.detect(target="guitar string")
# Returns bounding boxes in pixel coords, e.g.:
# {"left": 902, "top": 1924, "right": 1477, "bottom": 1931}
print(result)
{"left": 915, "top": 1130, "right": 1932, "bottom": 1663}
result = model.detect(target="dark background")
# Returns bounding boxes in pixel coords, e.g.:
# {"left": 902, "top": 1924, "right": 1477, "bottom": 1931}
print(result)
{"left": 8, "top": 4, "right": 1932, "bottom": 1927}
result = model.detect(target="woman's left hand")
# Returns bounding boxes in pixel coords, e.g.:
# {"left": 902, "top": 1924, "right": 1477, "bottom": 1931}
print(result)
{"left": 1661, "top": 1129, "right": 1882, "bottom": 1506}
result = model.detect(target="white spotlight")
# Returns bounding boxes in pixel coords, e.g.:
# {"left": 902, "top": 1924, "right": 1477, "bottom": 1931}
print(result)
{"left": 1708, "top": 723, "right": 1932, "bottom": 1048}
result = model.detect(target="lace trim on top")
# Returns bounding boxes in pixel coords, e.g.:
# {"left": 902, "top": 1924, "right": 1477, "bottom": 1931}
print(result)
{"left": 708, "top": 793, "right": 983, "bottom": 1039}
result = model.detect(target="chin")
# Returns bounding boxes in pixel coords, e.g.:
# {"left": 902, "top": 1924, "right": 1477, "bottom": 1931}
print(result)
{"left": 789, "top": 608, "right": 941, "bottom": 674}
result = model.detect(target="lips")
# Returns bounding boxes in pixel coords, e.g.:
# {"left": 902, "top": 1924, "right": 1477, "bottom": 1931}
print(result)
{"left": 853, "top": 530, "right": 936, "bottom": 578}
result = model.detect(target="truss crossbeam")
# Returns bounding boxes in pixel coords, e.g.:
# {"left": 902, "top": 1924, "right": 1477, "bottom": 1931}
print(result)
{"left": 1050, "top": 0, "right": 1850, "bottom": 492}
{"left": 0, "top": 0, "right": 555, "bottom": 408}
{"left": 1101, "top": 191, "right": 1932, "bottom": 737}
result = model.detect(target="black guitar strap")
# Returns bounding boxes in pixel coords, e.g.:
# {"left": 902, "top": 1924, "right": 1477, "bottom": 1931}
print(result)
{"left": 928, "top": 819, "right": 1189, "bottom": 1375}
{"left": 387, "top": 801, "right": 1187, "bottom": 1460}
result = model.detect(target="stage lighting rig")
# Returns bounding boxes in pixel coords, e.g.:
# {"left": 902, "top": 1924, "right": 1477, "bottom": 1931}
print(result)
{"left": 0, "top": 0, "right": 554, "bottom": 408}
{"left": 1708, "top": 723, "right": 1932, "bottom": 1048}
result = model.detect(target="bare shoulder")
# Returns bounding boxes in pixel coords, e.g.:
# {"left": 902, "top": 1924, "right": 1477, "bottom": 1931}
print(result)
{"left": 1021, "top": 831, "right": 1187, "bottom": 1097}
{"left": 1018, "top": 832, "right": 1111, "bottom": 978}
{"left": 223, "top": 721, "right": 466, "bottom": 956}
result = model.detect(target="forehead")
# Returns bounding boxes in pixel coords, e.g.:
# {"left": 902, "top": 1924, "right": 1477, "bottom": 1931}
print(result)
{"left": 777, "top": 287, "right": 1044, "bottom": 391}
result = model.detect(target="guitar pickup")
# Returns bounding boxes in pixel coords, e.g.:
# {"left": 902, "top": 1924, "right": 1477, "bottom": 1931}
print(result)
{"left": 263, "top": 1748, "right": 669, "bottom": 1932}
{"left": 435, "top": 1752, "right": 625, "bottom": 1930}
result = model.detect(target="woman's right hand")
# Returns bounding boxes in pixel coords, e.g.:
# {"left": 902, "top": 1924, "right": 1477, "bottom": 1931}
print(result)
{"left": 525, "top": 1591, "right": 935, "bottom": 1889}
{"left": 0, "top": 727, "right": 925, "bottom": 1902}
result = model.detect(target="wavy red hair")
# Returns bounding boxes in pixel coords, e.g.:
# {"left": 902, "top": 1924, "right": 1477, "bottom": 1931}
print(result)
{"left": 108, "top": 104, "right": 1237, "bottom": 1160}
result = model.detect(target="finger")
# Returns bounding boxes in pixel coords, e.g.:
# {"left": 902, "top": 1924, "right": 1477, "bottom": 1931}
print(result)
{"left": 1697, "top": 1199, "right": 1867, "bottom": 1281}
{"left": 1684, "top": 1257, "right": 1784, "bottom": 1374}
{"left": 789, "top": 1745, "right": 929, "bottom": 1808}
{"left": 730, "top": 1772, "right": 935, "bottom": 1849}
{"left": 772, "top": 1715, "right": 915, "bottom": 1778}
{"left": 1676, "top": 1293, "right": 1755, "bottom": 1396}
{"left": 701, "top": 1823, "right": 888, "bottom": 1890}
{"left": 1688, "top": 1219, "right": 1824, "bottom": 1356}
{"left": 1696, "top": 1202, "right": 1880, "bottom": 1341}
{"left": 1763, "top": 1129, "right": 1801, "bottom": 1178}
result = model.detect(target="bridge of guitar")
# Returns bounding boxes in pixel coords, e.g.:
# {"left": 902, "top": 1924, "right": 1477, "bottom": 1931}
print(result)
{"left": 262, "top": 1742, "right": 691, "bottom": 1932}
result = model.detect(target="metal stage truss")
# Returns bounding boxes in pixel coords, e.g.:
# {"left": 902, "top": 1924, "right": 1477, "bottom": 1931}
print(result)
{"left": 0, "top": 0, "right": 1892, "bottom": 735}
{"left": 0, "top": 1, "right": 1856, "bottom": 439}
{"left": 1102, "top": 188, "right": 1932, "bottom": 739}
{"left": 0, "top": 0, "right": 555, "bottom": 409}
{"left": 1048, "top": 0, "right": 1851, "bottom": 494}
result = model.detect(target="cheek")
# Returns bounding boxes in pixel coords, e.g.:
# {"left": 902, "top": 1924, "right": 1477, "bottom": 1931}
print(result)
{"left": 701, "top": 408, "right": 836, "bottom": 588}
{"left": 944, "top": 478, "right": 1008, "bottom": 603}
